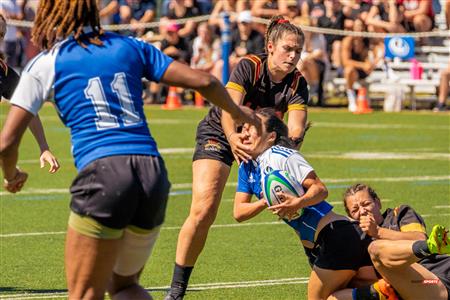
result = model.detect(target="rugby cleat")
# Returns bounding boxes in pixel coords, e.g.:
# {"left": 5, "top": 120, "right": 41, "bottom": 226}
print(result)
{"left": 373, "top": 279, "right": 399, "bottom": 300}
{"left": 427, "top": 224, "right": 450, "bottom": 255}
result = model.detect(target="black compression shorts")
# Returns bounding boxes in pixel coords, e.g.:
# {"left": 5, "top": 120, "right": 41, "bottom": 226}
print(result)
{"left": 308, "top": 220, "right": 373, "bottom": 271}
{"left": 70, "top": 155, "right": 170, "bottom": 230}
{"left": 192, "top": 119, "right": 234, "bottom": 166}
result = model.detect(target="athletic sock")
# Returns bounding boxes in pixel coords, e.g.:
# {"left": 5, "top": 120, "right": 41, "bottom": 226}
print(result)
{"left": 412, "top": 240, "right": 432, "bottom": 259}
{"left": 347, "top": 89, "right": 357, "bottom": 112}
{"left": 167, "top": 263, "right": 193, "bottom": 298}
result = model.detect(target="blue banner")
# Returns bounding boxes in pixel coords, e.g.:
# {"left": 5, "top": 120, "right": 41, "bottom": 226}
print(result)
{"left": 384, "top": 36, "right": 415, "bottom": 60}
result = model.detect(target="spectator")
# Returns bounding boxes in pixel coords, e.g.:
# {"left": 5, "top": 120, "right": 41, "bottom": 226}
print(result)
{"left": 301, "top": 0, "right": 326, "bottom": 19}
{"left": 446, "top": 0, "right": 450, "bottom": 29}
{"left": 208, "top": 0, "right": 241, "bottom": 30}
{"left": 341, "top": 19, "right": 376, "bottom": 112}
{"left": 0, "top": 0, "right": 22, "bottom": 67}
{"left": 160, "top": 22, "right": 191, "bottom": 63}
{"left": 433, "top": 60, "right": 450, "bottom": 112}
{"left": 342, "top": 0, "right": 372, "bottom": 29}
{"left": 402, "top": 0, "right": 434, "bottom": 32}
{"left": 98, "top": 0, "right": 120, "bottom": 25}
{"left": 119, "top": 0, "right": 156, "bottom": 36}
{"left": 231, "top": 10, "right": 265, "bottom": 57}
{"left": 284, "top": 0, "right": 301, "bottom": 20}
{"left": 191, "top": 22, "right": 221, "bottom": 73}
{"left": 296, "top": 19, "right": 329, "bottom": 106}
{"left": 365, "top": 0, "right": 405, "bottom": 33}
{"left": 162, "top": 0, "right": 200, "bottom": 41}
{"left": 317, "top": 0, "right": 346, "bottom": 76}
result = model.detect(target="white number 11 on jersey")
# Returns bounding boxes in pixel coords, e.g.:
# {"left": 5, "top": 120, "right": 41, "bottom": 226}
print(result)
{"left": 84, "top": 72, "right": 141, "bottom": 130}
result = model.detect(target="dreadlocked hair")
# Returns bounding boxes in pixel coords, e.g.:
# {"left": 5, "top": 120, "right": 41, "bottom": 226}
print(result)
{"left": 32, "top": 0, "right": 104, "bottom": 50}
{"left": 342, "top": 183, "right": 381, "bottom": 215}
{"left": 264, "top": 15, "right": 304, "bottom": 53}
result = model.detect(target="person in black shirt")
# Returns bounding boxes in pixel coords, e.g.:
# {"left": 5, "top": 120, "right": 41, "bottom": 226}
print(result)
{"left": 165, "top": 16, "right": 309, "bottom": 300}
{"left": 0, "top": 13, "right": 59, "bottom": 193}
{"left": 334, "top": 183, "right": 450, "bottom": 300}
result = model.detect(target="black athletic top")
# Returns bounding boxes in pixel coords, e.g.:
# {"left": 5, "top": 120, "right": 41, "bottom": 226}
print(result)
{"left": 0, "top": 59, "right": 20, "bottom": 100}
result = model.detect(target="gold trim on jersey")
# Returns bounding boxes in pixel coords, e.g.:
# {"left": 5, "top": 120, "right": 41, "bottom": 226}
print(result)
{"left": 400, "top": 223, "right": 426, "bottom": 233}
{"left": 245, "top": 54, "right": 262, "bottom": 86}
{"left": 288, "top": 104, "right": 306, "bottom": 111}
{"left": 226, "top": 81, "right": 245, "bottom": 94}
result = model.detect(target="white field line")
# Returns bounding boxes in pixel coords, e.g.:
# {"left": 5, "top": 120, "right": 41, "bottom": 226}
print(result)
{"left": 15, "top": 150, "right": 450, "bottom": 165}
{"left": 433, "top": 205, "right": 450, "bottom": 209}
{"left": 4, "top": 115, "right": 447, "bottom": 130}
{"left": 1, "top": 175, "right": 449, "bottom": 197}
{"left": 0, "top": 277, "right": 310, "bottom": 299}
{"left": 0, "top": 221, "right": 284, "bottom": 238}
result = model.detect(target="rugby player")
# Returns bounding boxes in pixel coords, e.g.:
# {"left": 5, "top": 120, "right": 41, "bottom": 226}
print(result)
{"left": 0, "top": 13, "right": 59, "bottom": 193}
{"left": 232, "top": 108, "right": 374, "bottom": 300}
{"left": 166, "top": 16, "right": 309, "bottom": 299}
{"left": 0, "top": 1, "right": 260, "bottom": 299}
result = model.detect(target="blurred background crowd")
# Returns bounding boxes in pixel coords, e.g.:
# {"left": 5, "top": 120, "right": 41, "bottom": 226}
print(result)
{"left": 1, "top": 0, "right": 449, "bottom": 111}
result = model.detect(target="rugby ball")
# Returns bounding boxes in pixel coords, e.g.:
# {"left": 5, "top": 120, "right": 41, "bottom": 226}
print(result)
{"left": 262, "top": 170, "right": 304, "bottom": 219}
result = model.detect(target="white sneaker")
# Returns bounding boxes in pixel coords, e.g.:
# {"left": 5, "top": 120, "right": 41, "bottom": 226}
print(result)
{"left": 348, "top": 103, "right": 357, "bottom": 112}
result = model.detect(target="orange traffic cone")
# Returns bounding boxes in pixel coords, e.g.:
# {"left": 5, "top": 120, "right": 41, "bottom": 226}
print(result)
{"left": 194, "top": 91, "right": 204, "bottom": 108}
{"left": 354, "top": 87, "right": 372, "bottom": 114}
{"left": 162, "top": 86, "right": 182, "bottom": 110}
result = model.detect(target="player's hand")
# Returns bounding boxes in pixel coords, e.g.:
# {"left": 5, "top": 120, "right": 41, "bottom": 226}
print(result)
{"left": 228, "top": 132, "right": 252, "bottom": 164}
{"left": 40, "top": 150, "right": 60, "bottom": 173}
{"left": 267, "top": 192, "right": 301, "bottom": 220}
{"left": 233, "top": 106, "right": 262, "bottom": 132}
{"left": 3, "top": 168, "right": 28, "bottom": 193}
{"left": 359, "top": 213, "right": 380, "bottom": 238}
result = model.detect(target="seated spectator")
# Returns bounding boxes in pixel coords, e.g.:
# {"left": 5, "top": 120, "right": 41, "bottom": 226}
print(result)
{"left": 296, "top": 19, "right": 329, "bottom": 106}
{"left": 301, "top": 0, "right": 326, "bottom": 19}
{"left": 99, "top": 0, "right": 120, "bottom": 25}
{"left": 251, "top": 0, "right": 289, "bottom": 33}
{"left": 433, "top": 60, "right": 450, "bottom": 112}
{"left": 342, "top": 0, "right": 372, "bottom": 29}
{"left": 119, "top": 0, "right": 156, "bottom": 36}
{"left": 365, "top": 0, "right": 405, "bottom": 33}
{"left": 191, "top": 22, "right": 221, "bottom": 73}
{"left": 284, "top": 0, "right": 301, "bottom": 20}
{"left": 341, "top": 19, "right": 376, "bottom": 112}
{"left": 209, "top": 0, "right": 240, "bottom": 29}
{"left": 161, "top": 0, "right": 200, "bottom": 42}
{"left": 231, "top": 10, "right": 265, "bottom": 57}
{"left": 317, "top": 0, "right": 346, "bottom": 76}
{"left": 446, "top": 0, "right": 450, "bottom": 29}
{"left": 0, "top": 0, "right": 22, "bottom": 67}
{"left": 402, "top": 0, "right": 434, "bottom": 32}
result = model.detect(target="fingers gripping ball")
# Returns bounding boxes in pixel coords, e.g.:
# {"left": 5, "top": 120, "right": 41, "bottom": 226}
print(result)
{"left": 263, "top": 170, "right": 304, "bottom": 219}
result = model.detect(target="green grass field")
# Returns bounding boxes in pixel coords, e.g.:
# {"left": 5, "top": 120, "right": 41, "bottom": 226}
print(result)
{"left": 1, "top": 104, "right": 449, "bottom": 299}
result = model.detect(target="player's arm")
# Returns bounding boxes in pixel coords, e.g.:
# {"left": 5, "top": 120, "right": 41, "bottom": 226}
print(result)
{"left": 268, "top": 171, "right": 328, "bottom": 218}
{"left": 287, "top": 109, "right": 306, "bottom": 149}
{"left": 375, "top": 226, "right": 426, "bottom": 240}
{"left": 161, "top": 60, "right": 260, "bottom": 128}
{"left": 233, "top": 192, "right": 267, "bottom": 222}
{"left": 0, "top": 105, "right": 32, "bottom": 192}
{"left": 27, "top": 115, "right": 60, "bottom": 173}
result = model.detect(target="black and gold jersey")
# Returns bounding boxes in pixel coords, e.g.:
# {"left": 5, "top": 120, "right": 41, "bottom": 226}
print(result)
{"left": 380, "top": 205, "right": 427, "bottom": 234}
{"left": 203, "top": 53, "right": 308, "bottom": 132}
{"left": 0, "top": 59, "right": 19, "bottom": 100}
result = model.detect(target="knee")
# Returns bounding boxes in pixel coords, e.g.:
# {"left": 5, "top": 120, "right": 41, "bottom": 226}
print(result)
{"left": 368, "top": 241, "right": 382, "bottom": 266}
{"left": 189, "top": 200, "right": 219, "bottom": 228}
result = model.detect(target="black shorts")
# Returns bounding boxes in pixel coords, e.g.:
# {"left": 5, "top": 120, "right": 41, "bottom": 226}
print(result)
{"left": 419, "top": 254, "right": 450, "bottom": 299}
{"left": 307, "top": 220, "right": 373, "bottom": 271}
{"left": 357, "top": 69, "right": 369, "bottom": 80}
{"left": 192, "top": 119, "right": 234, "bottom": 166}
{"left": 70, "top": 155, "right": 170, "bottom": 230}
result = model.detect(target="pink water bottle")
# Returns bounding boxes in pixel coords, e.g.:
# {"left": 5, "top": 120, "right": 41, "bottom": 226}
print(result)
{"left": 410, "top": 59, "right": 422, "bottom": 80}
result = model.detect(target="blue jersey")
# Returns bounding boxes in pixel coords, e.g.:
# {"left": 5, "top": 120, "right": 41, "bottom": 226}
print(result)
{"left": 236, "top": 146, "right": 333, "bottom": 244}
{"left": 11, "top": 31, "right": 173, "bottom": 170}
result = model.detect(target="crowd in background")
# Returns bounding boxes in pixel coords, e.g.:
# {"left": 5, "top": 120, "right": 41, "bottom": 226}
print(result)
{"left": 1, "top": 0, "right": 449, "bottom": 109}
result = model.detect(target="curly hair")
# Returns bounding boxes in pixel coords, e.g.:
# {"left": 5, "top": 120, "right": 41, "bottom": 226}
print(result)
{"left": 32, "top": 0, "right": 103, "bottom": 50}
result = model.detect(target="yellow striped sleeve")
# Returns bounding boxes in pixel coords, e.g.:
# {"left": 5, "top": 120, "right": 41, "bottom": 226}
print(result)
{"left": 400, "top": 223, "right": 426, "bottom": 233}
{"left": 226, "top": 82, "right": 245, "bottom": 94}
{"left": 288, "top": 104, "right": 307, "bottom": 111}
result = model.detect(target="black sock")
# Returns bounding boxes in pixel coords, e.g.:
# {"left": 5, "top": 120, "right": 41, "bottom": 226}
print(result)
{"left": 412, "top": 240, "right": 431, "bottom": 259}
{"left": 169, "top": 263, "right": 194, "bottom": 295}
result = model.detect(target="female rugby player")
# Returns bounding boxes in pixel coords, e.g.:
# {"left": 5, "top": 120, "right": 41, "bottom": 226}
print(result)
{"left": 0, "top": 13, "right": 59, "bottom": 193}
{"left": 166, "top": 16, "right": 310, "bottom": 299}
{"left": 233, "top": 108, "right": 374, "bottom": 300}
{"left": 0, "top": 1, "right": 259, "bottom": 299}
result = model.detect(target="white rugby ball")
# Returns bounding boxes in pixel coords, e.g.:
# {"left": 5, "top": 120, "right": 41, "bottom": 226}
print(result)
{"left": 262, "top": 170, "right": 304, "bottom": 219}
